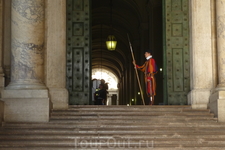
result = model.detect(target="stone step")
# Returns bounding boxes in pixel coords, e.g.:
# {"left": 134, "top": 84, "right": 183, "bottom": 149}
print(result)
{"left": 1, "top": 139, "right": 225, "bottom": 148}
{"left": 1, "top": 105, "right": 224, "bottom": 149}
{"left": 0, "top": 148, "right": 225, "bottom": 150}
{"left": 49, "top": 116, "right": 216, "bottom": 121}
{"left": 48, "top": 119, "right": 218, "bottom": 125}
{"left": 0, "top": 132, "right": 225, "bottom": 143}
{"left": 50, "top": 116, "right": 215, "bottom": 121}
{"left": 2, "top": 134, "right": 225, "bottom": 140}
{"left": 1, "top": 126, "right": 225, "bottom": 132}
{"left": 2, "top": 118, "right": 219, "bottom": 128}
{"left": 2, "top": 121, "right": 224, "bottom": 128}
{"left": 50, "top": 111, "right": 213, "bottom": 116}
{"left": 2, "top": 128, "right": 225, "bottom": 135}
{"left": 58, "top": 107, "right": 210, "bottom": 112}
{"left": 64, "top": 105, "right": 194, "bottom": 111}
{"left": 68, "top": 105, "right": 191, "bottom": 108}
{"left": 0, "top": 146, "right": 223, "bottom": 150}
{"left": 66, "top": 105, "right": 192, "bottom": 111}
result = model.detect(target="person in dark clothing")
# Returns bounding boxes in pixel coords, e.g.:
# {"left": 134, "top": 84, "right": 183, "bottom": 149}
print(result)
{"left": 94, "top": 84, "right": 107, "bottom": 105}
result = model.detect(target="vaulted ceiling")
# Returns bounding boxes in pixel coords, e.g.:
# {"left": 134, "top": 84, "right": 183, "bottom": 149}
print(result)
{"left": 91, "top": 0, "right": 160, "bottom": 80}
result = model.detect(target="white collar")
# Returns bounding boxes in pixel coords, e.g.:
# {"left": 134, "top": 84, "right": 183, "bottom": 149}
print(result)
{"left": 146, "top": 55, "right": 152, "bottom": 60}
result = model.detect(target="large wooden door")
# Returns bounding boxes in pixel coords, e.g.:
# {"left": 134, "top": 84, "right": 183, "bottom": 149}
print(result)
{"left": 66, "top": 0, "right": 91, "bottom": 105}
{"left": 163, "top": 0, "right": 190, "bottom": 105}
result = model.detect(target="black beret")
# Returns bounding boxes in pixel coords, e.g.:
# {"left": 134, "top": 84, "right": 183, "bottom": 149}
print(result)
{"left": 145, "top": 49, "right": 152, "bottom": 54}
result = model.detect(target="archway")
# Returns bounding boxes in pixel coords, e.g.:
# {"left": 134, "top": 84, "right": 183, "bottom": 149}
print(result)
{"left": 92, "top": 68, "right": 119, "bottom": 105}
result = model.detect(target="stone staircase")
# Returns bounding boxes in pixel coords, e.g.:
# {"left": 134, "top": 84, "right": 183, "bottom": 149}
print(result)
{"left": 0, "top": 105, "right": 225, "bottom": 149}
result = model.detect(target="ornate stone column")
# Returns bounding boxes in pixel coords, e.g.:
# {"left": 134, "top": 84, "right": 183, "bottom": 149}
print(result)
{"left": 1, "top": 0, "right": 49, "bottom": 122}
{"left": 7, "top": 0, "right": 45, "bottom": 89}
{"left": 209, "top": 0, "right": 225, "bottom": 122}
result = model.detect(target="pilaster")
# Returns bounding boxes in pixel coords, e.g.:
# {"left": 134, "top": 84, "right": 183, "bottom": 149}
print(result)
{"left": 209, "top": 0, "right": 225, "bottom": 122}
{"left": 188, "top": 0, "right": 213, "bottom": 109}
{"left": 215, "top": 0, "right": 225, "bottom": 90}
{"left": 0, "top": 0, "right": 5, "bottom": 95}
{"left": 45, "top": 0, "right": 68, "bottom": 109}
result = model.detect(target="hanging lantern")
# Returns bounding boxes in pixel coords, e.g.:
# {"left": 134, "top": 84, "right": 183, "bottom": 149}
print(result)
{"left": 106, "top": 35, "right": 117, "bottom": 50}
{"left": 106, "top": 0, "right": 117, "bottom": 51}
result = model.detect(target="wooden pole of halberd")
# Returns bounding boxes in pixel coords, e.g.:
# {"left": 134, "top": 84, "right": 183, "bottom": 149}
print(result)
{"left": 127, "top": 34, "right": 145, "bottom": 105}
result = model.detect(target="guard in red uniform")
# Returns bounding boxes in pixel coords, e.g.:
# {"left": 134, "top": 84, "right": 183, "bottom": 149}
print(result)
{"left": 133, "top": 50, "right": 158, "bottom": 105}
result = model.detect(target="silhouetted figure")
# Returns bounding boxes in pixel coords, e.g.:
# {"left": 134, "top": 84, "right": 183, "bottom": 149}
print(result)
{"left": 94, "top": 84, "right": 107, "bottom": 105}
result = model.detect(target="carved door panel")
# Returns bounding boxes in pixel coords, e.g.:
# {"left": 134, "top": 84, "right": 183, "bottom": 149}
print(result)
{"left": 163, "top": 0, "right": 190, "bottom": 105}
{"left": 66, "top": 0, "right": 91, "bottom": 105}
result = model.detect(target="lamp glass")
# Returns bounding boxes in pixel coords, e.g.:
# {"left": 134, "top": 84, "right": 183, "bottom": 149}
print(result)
{"left": 106, "top": 35, "right": 117, "bottom": 50}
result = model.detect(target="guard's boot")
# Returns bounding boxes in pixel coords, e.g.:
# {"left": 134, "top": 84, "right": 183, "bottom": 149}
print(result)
{"left": 150, "top": 96, "right": 154, "bottom": 105}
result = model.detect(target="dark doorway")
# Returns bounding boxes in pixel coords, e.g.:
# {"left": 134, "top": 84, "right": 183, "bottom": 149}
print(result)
{"left": 91, "top": 0, "right": 164, "bottom": 105}
{"left": 66, "top": 0, "right": 189, "bottom": 105}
